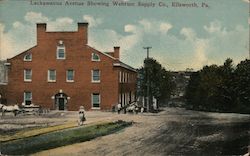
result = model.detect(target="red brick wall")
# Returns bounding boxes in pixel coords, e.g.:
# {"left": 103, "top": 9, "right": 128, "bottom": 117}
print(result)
{"left": 6, "top": 23, "right": 137, "bottom": 111}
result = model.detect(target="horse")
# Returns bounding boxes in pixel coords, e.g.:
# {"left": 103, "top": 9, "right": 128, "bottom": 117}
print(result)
{"left": 126, "top": 102, "right": 139, "bottom": 114}
{"left": 0, "top": 103, "right": 20, "bottom": 116}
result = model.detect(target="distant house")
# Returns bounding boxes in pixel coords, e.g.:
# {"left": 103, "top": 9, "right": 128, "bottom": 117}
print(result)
{"left": 4, "top": 23, "right": 137, "bottom": 111}
{"left": 170, "top": 71, "right": 193, "bottom": 98}
{"left": 0, "top": 60, "right": 8, "bottom": 84}
{"left": 0, "top": 60, "right": 8, "bottom": 103}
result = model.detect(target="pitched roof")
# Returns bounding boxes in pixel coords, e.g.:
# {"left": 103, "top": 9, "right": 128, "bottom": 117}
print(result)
{"left": 87, "top": 45, "right": 137, "bottom": 72}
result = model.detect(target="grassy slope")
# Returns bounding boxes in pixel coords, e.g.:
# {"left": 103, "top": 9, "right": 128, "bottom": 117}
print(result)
{"left": 0, "top": 122, "right": 76, "bottom": 142}
{"left": 1, "top": 120, "right": 132, "bottom": 155}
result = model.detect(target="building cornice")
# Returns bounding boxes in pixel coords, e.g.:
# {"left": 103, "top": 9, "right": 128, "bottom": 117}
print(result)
{"left": 113, "top": 62, "right": 137, "bottom": 72}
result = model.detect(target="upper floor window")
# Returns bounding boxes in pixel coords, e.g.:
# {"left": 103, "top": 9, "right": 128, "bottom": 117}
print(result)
{"left": 24, "top": 53, "right": 32, "bottom": 61}
{"left": 92, "top": 53, "right": 100, "bottom": 61}
{"left": 24, "top": 91, "right": 32, "bottom": 105}
{"left": 24, "top": 69, "right": 32, "bottom": 82}
{"left": 92, "top": 69, "right": 100, "bottom": 83}
{"left": 57, "top": 40, "right": 66, "bottom": 59}
{"left": 66, "top": 69, "right": 74, "bottom": 82}
{"left": 48, "top": 69, "right": 56, "bottom": 82}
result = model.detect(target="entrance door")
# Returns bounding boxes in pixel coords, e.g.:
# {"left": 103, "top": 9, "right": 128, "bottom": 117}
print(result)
{"left": 54, "top": 92, "right": 68, "bottom": 110}
{"left": 58, "top": 98, "right": 65, "bottom": 110}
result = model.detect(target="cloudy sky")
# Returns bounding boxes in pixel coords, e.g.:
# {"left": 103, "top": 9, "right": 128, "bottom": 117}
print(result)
{"left": 0, "top": 0, "right": 249, "bottom": 71}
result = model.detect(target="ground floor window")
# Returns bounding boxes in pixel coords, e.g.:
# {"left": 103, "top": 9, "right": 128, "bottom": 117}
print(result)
{"left": 92, "top": 93, "right": 100, "bottom": 108}
{"left": 24, "top": 91, "right": 32, "bottom": 105}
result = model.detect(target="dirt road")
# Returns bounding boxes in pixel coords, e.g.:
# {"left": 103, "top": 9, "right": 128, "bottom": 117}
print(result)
{"left": 33, "top": 107, "right": 250, "bottom": 156}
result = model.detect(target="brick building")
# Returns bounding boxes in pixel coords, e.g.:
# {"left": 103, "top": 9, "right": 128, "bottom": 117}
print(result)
{"left": 4, "top": 23, "right": 137, "bottom": 111}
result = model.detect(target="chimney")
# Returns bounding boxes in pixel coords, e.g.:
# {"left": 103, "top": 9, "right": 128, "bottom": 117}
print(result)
{"left": 114, "top": 47, "right": 120, "bottom": 60}
{"left": 37, "top": 23, "right": 46, "bottom": 44}
{"left": 78, "top": 23, "right": 88, "bottom": 45}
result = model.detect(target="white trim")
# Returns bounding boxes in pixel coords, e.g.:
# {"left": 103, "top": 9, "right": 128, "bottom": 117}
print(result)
{"left": 119, "top": 71, "right": 122, "bottom": 83}
{"left": 91, "top": 53, "right": 101, "bottom": 62}
{"left": 4, "top": 62, "right": 11, "bottom": 66}
{"left": 125, "top": 73, "right": 127, "bottom": 83}
{"left": 23, "top": 53, "right": 32, "bottom": 61}
{"left": 87, "top": 45, "right": 117, "bottom": 60}
{"left": 91, "top": 93, "right": 101, "bottom": 109}
{"left": 113, "top": 62, "right": 137, "bottom": 72}
{"left": 48, "top": 69, "right": 56, "bottom": 82}
{"left": 24, "top": 91, "right": 32, "bottom": 105}
{"left": 91, "top": 69, "right": 101, "bottom": 83}
{"left": 56, "top": 46, "right": 66, "bottom": 60}
{"left": 66, "top": 70, "right": 74, "bottom": 82}
{"left": 59, "top": 40, "right": 63, "bottom": 45}
{"left": 24, "top": 69, "right": 32, "bottom": 82}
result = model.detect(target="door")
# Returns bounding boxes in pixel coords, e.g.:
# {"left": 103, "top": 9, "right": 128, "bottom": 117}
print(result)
{"left": 58, "top": 98, "right": 64, "bottom": 110}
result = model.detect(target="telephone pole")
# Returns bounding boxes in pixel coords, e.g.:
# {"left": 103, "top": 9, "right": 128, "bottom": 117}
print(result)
{"left": 143, "top": 47, "right": 152, "bottom": 112}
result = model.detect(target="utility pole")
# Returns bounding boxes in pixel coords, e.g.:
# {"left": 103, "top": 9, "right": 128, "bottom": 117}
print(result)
{"left": 143, "top": 47, "right": 152, "bottom": 112}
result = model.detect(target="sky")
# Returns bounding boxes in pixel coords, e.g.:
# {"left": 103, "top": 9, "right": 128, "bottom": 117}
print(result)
{"left": 0, "top": 0, "right": 249, "bottom": 71}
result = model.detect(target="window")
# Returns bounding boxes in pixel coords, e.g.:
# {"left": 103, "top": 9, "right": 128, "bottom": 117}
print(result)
{"left": 128, "top": 73, "right": 130, "bottom": 83}
{"left": 57, "top": 47, "right": 65, "bottom": 59}
{"left": 92, "top": 69, "right": 100, "bottom": 83}
{"left": 67, "top": 70, "right": 74, "bottom": 82}
{"left": 123, "top": 72, "right": 125, "bottom": 83}
{"left": 119, "top": 71, "right": 122, "bottom": 83}
{"left": 92, "top": 93, "right": 100, "bottom": 108}
{"left": 57, "top": 41, "right": 65, "bottom": 59}
{"left": 24, "top": 53, "right": 32, "bottom": 61}
{"left": 24, "top": 69, "right": 32, "bottom": 82}
{"left": 124, "top": 73, "right": 127, "bottom": 83}
{"left": 24, "top": 92, "right": 32, "bottom": 105}
{"left": 48, "top": 70, "right": 56, "bottom": 82}
{"left": 92, "top": 53, "right": 100, "bottom": 61}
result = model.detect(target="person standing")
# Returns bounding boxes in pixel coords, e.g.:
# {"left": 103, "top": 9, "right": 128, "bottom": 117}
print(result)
{"left": 117, "top": 103, "right": 121, "bottom": 114}
{"left": 78, "top": 106, "right": 86, "bottom": 126}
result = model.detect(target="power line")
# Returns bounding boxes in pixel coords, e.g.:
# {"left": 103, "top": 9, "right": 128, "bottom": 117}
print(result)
{"left": 143, "top": 46, "right": 152, "bottom": 112}
{"left": 143, "top": 47, "right": 152, "bottom": 59}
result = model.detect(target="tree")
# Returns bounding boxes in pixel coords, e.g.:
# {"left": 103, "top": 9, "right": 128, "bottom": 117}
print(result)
{"left": 217, "top": 58, "right": 235, "bottom": 112}
{"left": 137, "top": 58, "right": 175, "bottom": 108}
{"left": 233, "top": 59, "right": 250, "bottom": 113}
{"left": 185, "top": 58, "right": 250, "bottom": 114}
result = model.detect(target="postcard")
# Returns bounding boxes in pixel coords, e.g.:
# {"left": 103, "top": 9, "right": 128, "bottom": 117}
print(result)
{"left": 0, "top": 0, "right": 249, "bottom": 155}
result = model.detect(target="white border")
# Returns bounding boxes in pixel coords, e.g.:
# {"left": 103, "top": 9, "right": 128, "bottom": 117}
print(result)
{"left": 91, "top": 69, "right": 101, "bottom": 83}
{"left": 47, "top": 69, "right": 56, "bottom": 82}
{"left": 66, "top": 69, "right": 74, "bottom": 82}
{"left": 56, "top": 46, "right": 66, "bottom": 60}
{"left": 91, "top": 53, "right": 101, "bottom": 62}
{"left": 23, "top": 53, "right": 32, "bottom": 61}
{"left": 24, "top": 69, "right": 32, "bottom": 82}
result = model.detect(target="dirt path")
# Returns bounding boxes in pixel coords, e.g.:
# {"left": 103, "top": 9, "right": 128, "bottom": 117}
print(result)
{"left": 33, "top": 108, "right": 250, "bottom": 156}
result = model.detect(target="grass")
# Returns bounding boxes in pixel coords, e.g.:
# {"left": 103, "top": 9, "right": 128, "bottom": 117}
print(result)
{"left": 0, "top": 120, "right": 132, "bottom": 155}
{"left": 0, "top": 122, "right": 77, "bottom": 142}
